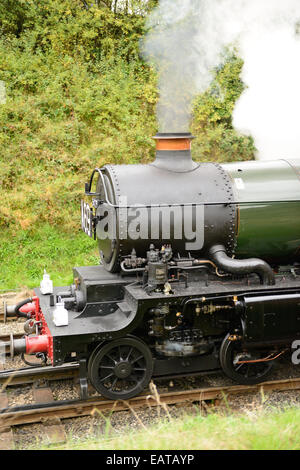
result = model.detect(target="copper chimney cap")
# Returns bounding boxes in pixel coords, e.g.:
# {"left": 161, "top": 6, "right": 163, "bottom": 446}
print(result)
{"left": 153, "top": 133, "right": 195, "bottom": 151}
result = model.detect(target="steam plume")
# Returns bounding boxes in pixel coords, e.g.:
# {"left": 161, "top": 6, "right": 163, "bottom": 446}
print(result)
{"left": 142, "top": 0, "right": 300, "bottom": 159}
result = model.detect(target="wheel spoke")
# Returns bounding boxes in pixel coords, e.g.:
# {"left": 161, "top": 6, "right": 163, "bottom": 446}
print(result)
{"left": 133, "top": 367, "right": 146, "bottom": 372}
{"left": 109, "top": 377, "right": 118, "bottom": 391}
{"left": 235, "top": 363, "right": 246, "bottom": 372}
{"left": 118, "top": 346, "right": 123, "bottom": 361}
{"left": 106, "top": 353, "right": 116, "bottom": 365}
{"left": 131, "top": 355, "right": 144, "bottom": 365}
{"left": 100, "top": 365, "right": 114, "bottom": 370}
{"left": 126, "top": 347, "right": 133, "bottom": 361}
{"left": 99, "top": 373, "right": 114, "bottom": 383}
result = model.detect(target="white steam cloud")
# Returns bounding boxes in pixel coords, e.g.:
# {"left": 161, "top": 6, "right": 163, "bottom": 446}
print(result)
{"left": 142, "top": 0, "right": 300, "bottom": 160}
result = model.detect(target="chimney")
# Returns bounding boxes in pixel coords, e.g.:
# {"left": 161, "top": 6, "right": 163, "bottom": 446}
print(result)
{"left": 152, "top": 133, "right": 198, "bottom": 172}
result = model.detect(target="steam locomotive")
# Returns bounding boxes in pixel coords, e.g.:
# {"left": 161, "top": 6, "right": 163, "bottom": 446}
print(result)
{"left": 5, "top": 133, "right": 300, "bottom": 400}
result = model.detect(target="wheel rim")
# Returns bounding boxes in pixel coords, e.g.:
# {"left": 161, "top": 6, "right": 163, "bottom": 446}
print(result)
{"left": 89, "top": 337, "right": 153, "bottom": 400}
{"left": 220, "top": 334, "right": 274, "bottom": 385}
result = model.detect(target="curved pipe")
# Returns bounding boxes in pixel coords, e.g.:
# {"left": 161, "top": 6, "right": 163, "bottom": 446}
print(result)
{"left": 14, "top": 297, "right": 33, "bottom": 318}
{"left": 120, "top": 261, "right": 146, "bottom": 273}
{"left": 210, "top": 245, "right": 275, "bottom": 286}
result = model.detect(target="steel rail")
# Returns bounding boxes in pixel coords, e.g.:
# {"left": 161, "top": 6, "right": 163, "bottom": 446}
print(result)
{"left": 1, "top": 377, "right": 300, "bottom": 428}
{"left": 0, "top": 363, "right": 79, "bottom": 386}
{"left": 0, "top": 314, "right": 17, "bottom": 322}
{"left": 0, "top": 333, "right": 23, "bottom": 343}
{"left": 0, "top": 363, "right": 221, "bottom": 388}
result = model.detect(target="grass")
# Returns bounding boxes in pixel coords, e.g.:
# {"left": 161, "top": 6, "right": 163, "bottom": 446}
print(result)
{"left": 0, "top": 224, "right": 98, "bottom": 290}
{"left": 35, "top": 406, "right": 300, "bottom": 451}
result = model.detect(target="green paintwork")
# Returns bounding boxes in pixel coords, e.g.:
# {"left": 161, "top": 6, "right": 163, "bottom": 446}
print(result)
{"left": 222, "top": 159, "right": 300, "bottom": 264}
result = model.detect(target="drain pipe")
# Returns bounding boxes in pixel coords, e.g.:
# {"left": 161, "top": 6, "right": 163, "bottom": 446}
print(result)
{"left": 210, "top": 245, "right": 275, "bottom": 286}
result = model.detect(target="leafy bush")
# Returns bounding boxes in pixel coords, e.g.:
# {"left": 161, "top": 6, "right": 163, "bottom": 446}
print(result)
{"left": 192, "top": 53, "right": 255, "bottom": 162}
{"left": 0, "top": 1, "right": 254, "bottom": 289}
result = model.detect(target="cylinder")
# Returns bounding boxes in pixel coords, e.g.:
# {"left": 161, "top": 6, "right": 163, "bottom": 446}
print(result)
{"left": 94, "top": 134, "right": 300, "bottom": 272}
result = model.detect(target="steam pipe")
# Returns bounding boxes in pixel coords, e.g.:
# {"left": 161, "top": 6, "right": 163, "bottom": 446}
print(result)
{"left": 209, "top": 245, "right": 275, "bottom": 286}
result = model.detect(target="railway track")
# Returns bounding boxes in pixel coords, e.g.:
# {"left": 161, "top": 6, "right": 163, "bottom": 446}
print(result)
{"left": 0, "top": 376, "right": 300, "bottom": 429}
{"left": 0, "top": 330, "right": 300, "bottom": 448}
{"left": 0, "top": 354, "right": 300, "bottom": 448}
{"left": 0, "top": 363, "right": 79, "bottom": 387}
{"left": 0, "top": 314, "right": 16, "bottom": 323}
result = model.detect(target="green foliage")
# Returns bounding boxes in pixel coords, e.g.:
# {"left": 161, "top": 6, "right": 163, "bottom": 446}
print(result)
{"left": 192, "top": 53, "right": 256, "bottom": 162}
{"left": 0, "top": 0, "right": 157, "bottom": 60}
{"left": 0, "top": 1, "right": 254, "bottom": 289}
{"left": 0, "top": 40, "right": 157, "bottom": 232}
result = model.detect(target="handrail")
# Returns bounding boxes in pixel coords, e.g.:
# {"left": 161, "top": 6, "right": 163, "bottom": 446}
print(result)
{"left": 84, "top": 168, "right": 102, "bottom": 197}
{"left": 84, "top": 167, "right": 300, "bottom": 210}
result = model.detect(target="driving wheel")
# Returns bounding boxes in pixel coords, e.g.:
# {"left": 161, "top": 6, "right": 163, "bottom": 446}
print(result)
{"left": 220, "top": 334, "right": 274, "bottom": 385}
{"left": 88, "top": 336, "right": 153, "bottom": 400}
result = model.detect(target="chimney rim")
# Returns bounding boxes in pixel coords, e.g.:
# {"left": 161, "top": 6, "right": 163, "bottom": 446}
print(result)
{"left": 153, "top": 132, "right": 195, "bottom": 140}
